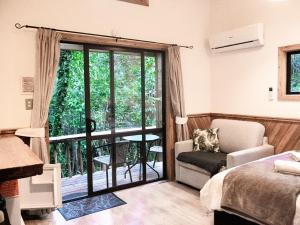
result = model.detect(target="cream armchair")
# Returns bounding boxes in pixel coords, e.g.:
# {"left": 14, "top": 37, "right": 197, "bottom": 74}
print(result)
{"left": 175, "top": 119, "right": 274, "bottom": 189}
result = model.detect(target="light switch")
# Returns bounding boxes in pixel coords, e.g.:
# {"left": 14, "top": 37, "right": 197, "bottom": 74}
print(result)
{"left": 268, "top": 87, "right": 274, "bottom": 101}
{"left": 25, "top": 99, "right": 33, "bottom": 110}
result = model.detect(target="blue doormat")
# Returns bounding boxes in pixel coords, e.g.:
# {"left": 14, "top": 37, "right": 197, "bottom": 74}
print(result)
{"left": 58, "top": 193, "right": 126, "bottom": 220}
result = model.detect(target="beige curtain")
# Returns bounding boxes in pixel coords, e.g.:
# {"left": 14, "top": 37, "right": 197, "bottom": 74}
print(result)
{"left": 167, "top": 46, "right": 189, "bottom": 142}
{"left": 31, "top": 28, "right": 62, "bottom": 163}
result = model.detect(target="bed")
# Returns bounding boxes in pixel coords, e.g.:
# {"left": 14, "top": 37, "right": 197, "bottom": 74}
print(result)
{"left": 200, "top": 152, "right": 300, "bottom": 225}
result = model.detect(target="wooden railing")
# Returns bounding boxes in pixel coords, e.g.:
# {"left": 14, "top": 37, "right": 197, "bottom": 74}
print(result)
{"left": 49, "top": 127, "right": 156, "bottom": 178}
{"left": 51, "top": 138, "right": 85, "bottom": 178}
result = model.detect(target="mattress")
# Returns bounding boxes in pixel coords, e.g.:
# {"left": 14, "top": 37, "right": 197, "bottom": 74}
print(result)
{"left": 200, "top": 152, "right": 300, "bottom": 225}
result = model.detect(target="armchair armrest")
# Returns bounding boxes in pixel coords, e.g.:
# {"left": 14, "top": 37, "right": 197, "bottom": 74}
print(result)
{"left": 175, "top": 139, "right": 193, "bottom": 159}
{"left": 227, "top": 144, "right": 274, "bottom": 168}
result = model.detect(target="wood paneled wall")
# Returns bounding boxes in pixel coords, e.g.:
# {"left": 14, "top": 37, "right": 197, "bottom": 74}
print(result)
{"left": 186, "top": 113, "right": 300, "bottom": 154}
{"left": 0, "top": 129, "right": 17, "bottom": 136}
{"left": 187, "top": 113, "right": 211, "bottom": 138}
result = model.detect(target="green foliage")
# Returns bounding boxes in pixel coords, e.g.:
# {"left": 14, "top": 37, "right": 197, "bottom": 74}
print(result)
{"left": 115, "top": 52, "right": 142, "bottom": 128}
{"left": 89, "top": 51, "right": 111, "bottom": 130}
{"left": 49, "top": 49, "right": 161, "bottom": 177}
{"left": 291, "top": 54, "right": 300, "bottom": 93}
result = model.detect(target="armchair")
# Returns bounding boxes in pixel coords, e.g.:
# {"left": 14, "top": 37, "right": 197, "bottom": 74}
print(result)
{"left": 175, "top": 119, "right": 274, "bottom": 189}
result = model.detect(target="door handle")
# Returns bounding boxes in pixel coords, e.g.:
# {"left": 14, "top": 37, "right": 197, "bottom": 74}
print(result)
{"left": 87, "top": 118, "right": 97, "bottom": 132}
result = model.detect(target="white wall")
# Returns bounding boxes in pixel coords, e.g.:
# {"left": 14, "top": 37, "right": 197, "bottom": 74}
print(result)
{"left": 0, "top": 0, "right": 211, "bottom": 129}
{"left": 210, "top": 0, "right": 300, "bottom": 118}
{"left": 4, "top": 0, "right": 299, "bottom": 130}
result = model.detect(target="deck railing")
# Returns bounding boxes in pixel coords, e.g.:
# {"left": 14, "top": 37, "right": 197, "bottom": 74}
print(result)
{"left": 49, "top": 127, "right": 159, "bottom": 178}
{"left": 50, "top": 137, "right": 86, "bottom": 178}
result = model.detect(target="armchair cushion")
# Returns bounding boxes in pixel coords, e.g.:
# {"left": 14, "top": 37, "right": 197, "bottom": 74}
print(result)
{"left": 177, "top": 151, "right": 227, "bottom": 176}
{"left": 210, "top": 119, "right": 265, "bottom": 153}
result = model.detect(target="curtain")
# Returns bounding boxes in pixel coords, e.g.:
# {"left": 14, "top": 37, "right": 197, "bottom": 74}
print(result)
{"left": 31, "top": 28, "right": 62, "bottom": 163}
{"left": 167, "top": 46, "right": 189, "bottom": 142}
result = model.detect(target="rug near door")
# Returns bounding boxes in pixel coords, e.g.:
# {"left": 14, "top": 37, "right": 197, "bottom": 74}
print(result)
{"left": 58, "top": 193, "right": 126, "bottom": 220}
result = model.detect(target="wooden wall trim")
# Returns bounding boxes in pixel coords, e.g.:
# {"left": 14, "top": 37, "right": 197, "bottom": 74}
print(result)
{"left": 187, "top": 113, "right": 211, "bottom": 118}
{"left": 210, "top": 113, "right": 300, "bottom": 124}
{"left": 0, "top": 129, "right": 17, "bottom": 136}
{"left": 187, "top": 112, "right": 300, "bottom": 124}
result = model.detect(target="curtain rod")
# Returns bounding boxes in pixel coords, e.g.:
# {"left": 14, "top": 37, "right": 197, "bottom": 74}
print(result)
{"left": 15, "top": 23, "right": 193, "bottom": 49}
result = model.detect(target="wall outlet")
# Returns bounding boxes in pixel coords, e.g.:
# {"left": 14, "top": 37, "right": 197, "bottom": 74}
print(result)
{"left": 25, "top": 99, "right": 33, "bottom": 110}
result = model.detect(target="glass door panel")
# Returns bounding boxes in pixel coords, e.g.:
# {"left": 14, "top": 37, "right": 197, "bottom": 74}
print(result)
{"left": 146, "top": 132, "right": 164, "bottom": 181}
{"left": 86, "top": 47, "right": 165, "bottom": 195}
{"left": 49, "top": 43, "right": 88, "bottom": 202}
{"left": 61, "top": 139, "right": 88, "bottom": 201}
{"left": 89, "top": 49, "right": 111, "bottom": 135}
{"left": 92, "top": 138, "right": 112, "bottom": 192}
{"left": 145, "top": 53, "right": 163, "bottom": 129}
{"left": 114, "top": 51, "right": 142, "bottom": 133}
{"left": 116, "top": 135, "right": 144, "bottom": 185}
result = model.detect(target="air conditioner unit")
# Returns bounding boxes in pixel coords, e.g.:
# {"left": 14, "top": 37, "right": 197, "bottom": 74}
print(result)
{"left": 209, "top": 23, "right": 264, "bottom": 53}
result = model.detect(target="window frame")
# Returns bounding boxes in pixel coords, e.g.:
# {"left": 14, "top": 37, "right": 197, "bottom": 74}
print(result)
{"left": 278, "top": 44, "right": 300, "bottom": 101}
{"left": 286, "top": 50, "right": 300, "bottom": 95}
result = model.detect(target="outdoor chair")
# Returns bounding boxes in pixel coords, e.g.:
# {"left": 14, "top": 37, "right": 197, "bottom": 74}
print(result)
{"left": 93, "top": 140, "right": 133, "bottom": 188}
{"left": 148, "top": 145, "right": 163, "bottom": 168}
{"left": 147, "top": 138, "right": 162, "bottom": 168}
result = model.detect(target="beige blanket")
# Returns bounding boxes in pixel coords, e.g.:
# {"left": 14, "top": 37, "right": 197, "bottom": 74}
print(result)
{"left": 221, "top": 153, "right": 300, "bottom": 225}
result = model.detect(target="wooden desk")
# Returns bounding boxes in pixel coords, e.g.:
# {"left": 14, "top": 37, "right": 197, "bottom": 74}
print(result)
{"left": 0, "top": 135, "right": 43, "bottom": 182}
{"left": 0, "top": 135, "right": 44, "bottom": 225}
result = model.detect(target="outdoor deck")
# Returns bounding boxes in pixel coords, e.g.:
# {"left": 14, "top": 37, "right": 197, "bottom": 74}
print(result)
{"left": 62, "top": 161, "right": 163, "bottom": 201}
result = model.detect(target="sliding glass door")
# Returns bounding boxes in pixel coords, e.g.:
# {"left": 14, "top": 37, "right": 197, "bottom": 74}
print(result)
{"left": 49, "top": 43, "right": 166, "bottom": 202}
{"left": 85, "top": 45, "right": 166, "bottom": 196}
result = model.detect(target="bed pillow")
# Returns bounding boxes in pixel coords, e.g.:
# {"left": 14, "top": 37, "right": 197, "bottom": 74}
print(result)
{"left": 193, "top": 128, "right": 220, "bottom": 153}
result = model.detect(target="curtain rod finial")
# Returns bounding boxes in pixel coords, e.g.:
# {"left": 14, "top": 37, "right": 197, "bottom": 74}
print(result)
{"left": 15, "top": 23, "right": 24, "bottom": 29}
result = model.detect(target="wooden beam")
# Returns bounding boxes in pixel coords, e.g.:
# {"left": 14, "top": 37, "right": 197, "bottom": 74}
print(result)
{"left": 118, "top": 0, "right": 149, "bottom": 6}
{"left": 61, "top": 32, "right": 168, "bottom": 51}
